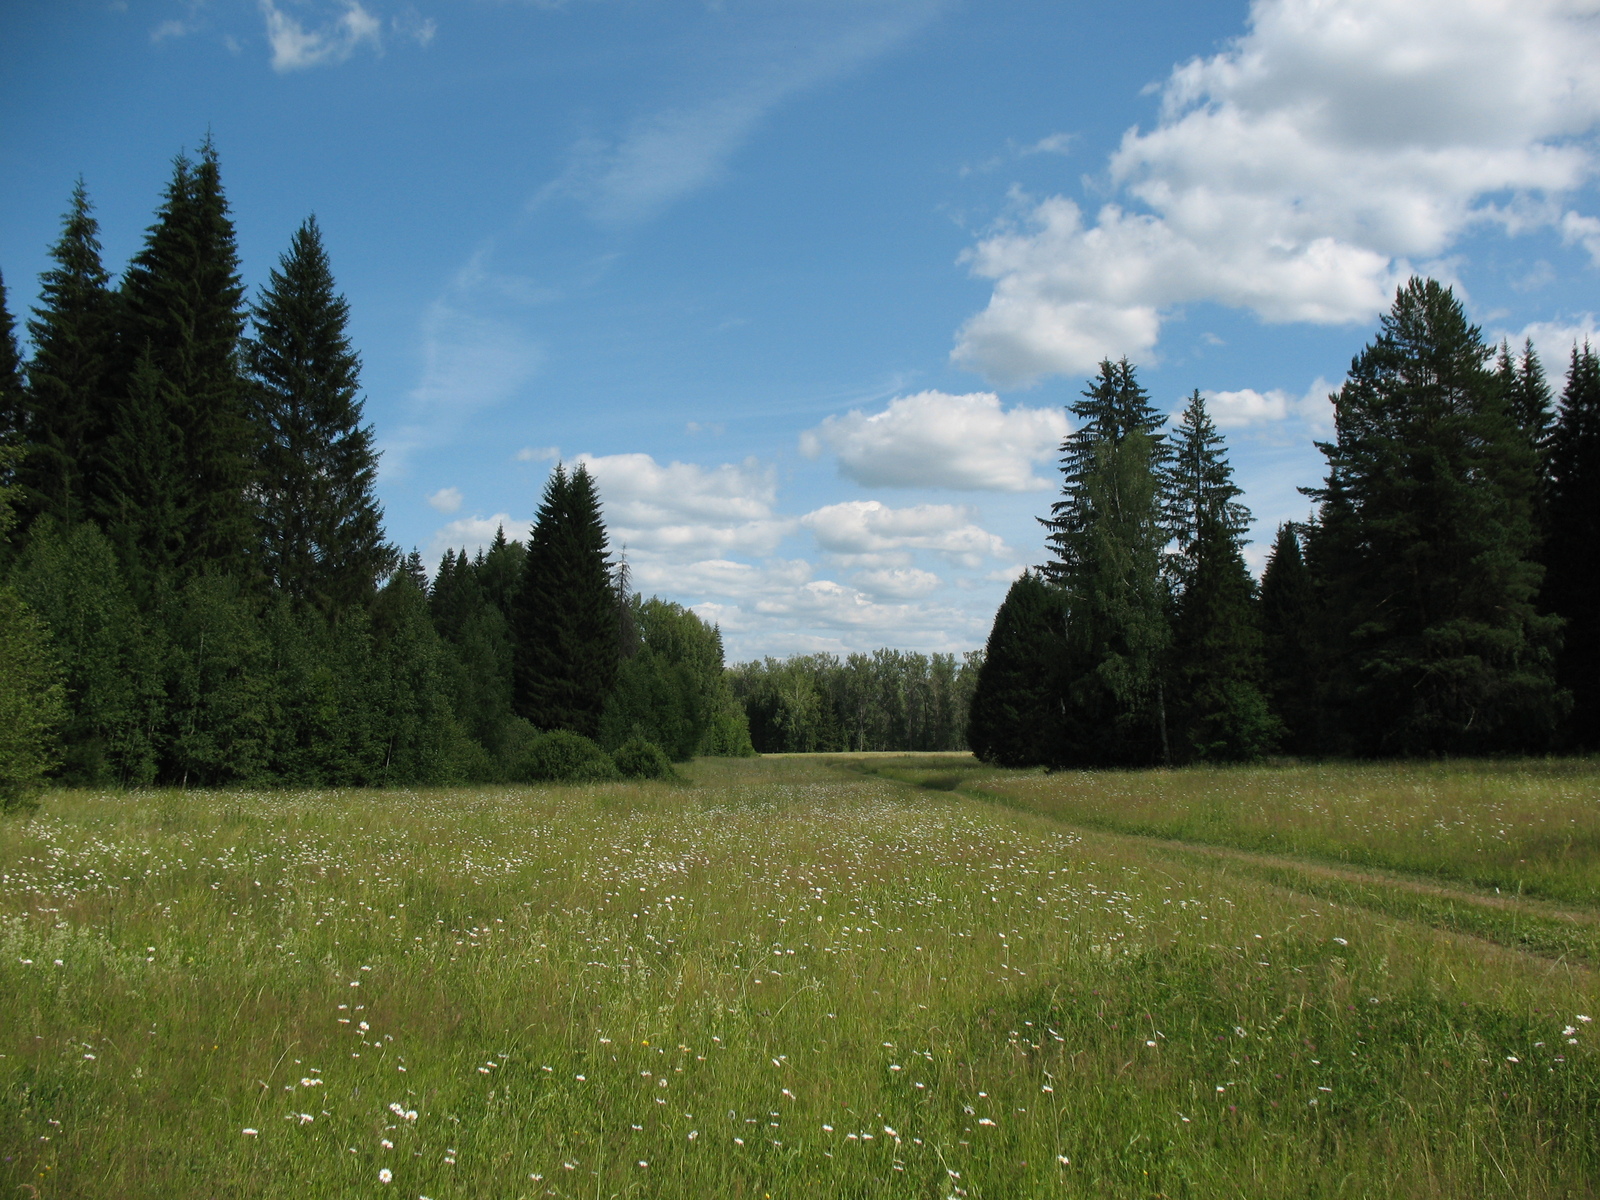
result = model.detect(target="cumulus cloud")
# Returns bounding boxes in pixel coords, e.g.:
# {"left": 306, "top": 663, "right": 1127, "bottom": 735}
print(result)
{"left": 801, "top": 500, "right": 1008, "bottom": 567}
{"left": 426, "top": 512, "right": 523, "bottom": 564}
{"left": 852, "top": 567, "right": 943, "bottom": 599}
{"left": 801, "top": 390, "right": 1067, "bottom": 491}
{"left": 678, "top": 564, "right": 983, "bottom": 657}
{"left": 1494, "top": 314, "right": 1600, "bottom": 387}
{"left": 954, "top": 0, "right": 1600, "bottom": 385}
{"left": 1205, "top": 376, "right": 1338, "bottom": 434}
{"left": 577, "top": 452, "right": 795, "bottom": 561}
{"left": 261, "top": 0, "right": 382, "bottom": 72}
{"left": 427, "top": 486, "right": 463, "bottom": 513}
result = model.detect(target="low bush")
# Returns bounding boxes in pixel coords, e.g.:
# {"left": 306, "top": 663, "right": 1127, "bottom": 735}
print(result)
{"left": 515, "top": 730, "right": 620, "bottom": 783}
{"left": 611, "top": 737, "right": 674, "bottom": 780}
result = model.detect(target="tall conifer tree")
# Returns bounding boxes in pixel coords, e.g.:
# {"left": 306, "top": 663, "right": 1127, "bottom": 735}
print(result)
{"left": 1166, "top": 389, "right": 1249, "bottom": 585}
{"left": 246, "top": 216, "right": 391, "bottom": 617}
{"left": 512, "top": 464, "right": 618, "bottom": 738}
{"left": 1258, "top": 523, "right": 1319, "bottom": 752}
{"left": 966, "top": 571, "right": 1065, "bottom": 766}
{"left": 1164, "top": 391, "right": 1273, "bottom": 760}
{"left": 1305, "top": 278, "right": 1562, "bottom": 755}
{"left": 115, "top": 141, "right": 253, "bottom": 579}
{"left": 0, "top": 270, "right": 25, "bottom": 448}
{"left": 1042, "top": 359, "right": 1171, "bottom": 765}
{"left": 1543, "top": 342, "right": 1600, "bottom": 748}
{"left": 21, "top": 181, "right": 114, "bottom": 528}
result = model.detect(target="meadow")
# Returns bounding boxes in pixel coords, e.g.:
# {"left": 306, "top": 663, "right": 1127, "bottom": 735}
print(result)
{"left": 3, "top": 755, "right": 1598, "bottom": 1198}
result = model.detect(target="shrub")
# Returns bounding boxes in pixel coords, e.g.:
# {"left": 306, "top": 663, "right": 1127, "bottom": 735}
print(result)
{"left": 611, "top": 737, "right": 673, "bottom": 780}
{"left": 0, "top": 587, "right": 67, "bottom": 813}
{"left": 515, "top": 730, "right": 620, "bottom": 784}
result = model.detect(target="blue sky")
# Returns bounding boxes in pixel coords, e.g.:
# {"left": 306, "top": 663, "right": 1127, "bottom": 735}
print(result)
{"left": 4, "top": 0, "right": 1598, "bottom": 659}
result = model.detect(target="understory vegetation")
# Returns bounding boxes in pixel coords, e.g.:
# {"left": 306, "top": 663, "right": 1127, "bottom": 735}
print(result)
{"left": 4, "top": 756, "right": 1598, "bottom": 1198}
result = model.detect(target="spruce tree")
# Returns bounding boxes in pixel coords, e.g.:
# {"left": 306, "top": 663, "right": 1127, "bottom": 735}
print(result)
{"left": 115, "top": 141, "right": 254, "bottom": 579}
{"left": 1495, "top": 339, "right": 1555, "bottom": 451}
{"left": 1305, "top": 278, "right": 1562, "bottom": 755}
{"left": 1041, "top": 359, "right": 1171, "bottom": 765}
{"left": 21, "top": 181, "right": 114, "bottom": 529}
{"left": 966, "top": 571, "right": 1066, "bottom": 767}
{"left": 477, "top": 525, "right": 526, "bottom": 620}
{"left": 1163, "top": 391, "right": 1273, "bottom": 760}
{"left": 1168, "top": 514, "right": 1277, "bottom": 761}
{"left": 512, "top": 464, "right": 619, "bottom": 738}
{"left": 1543, "top": 342, "right": 1600, "bottom": 748}
{"left": 1166, "top": 389, "right": 1249, "bottom": 586}
{"left": 246, "top": 216, "right": 391, "bottom": 617}
{"left": 96, "top": 353, "right": 189, "bottom": 596}
{"left": 0, "top": 270, "right": 25, "bottom": 447}
{"left": 1258, "top": 523, "right": 1319, "bottom": 752}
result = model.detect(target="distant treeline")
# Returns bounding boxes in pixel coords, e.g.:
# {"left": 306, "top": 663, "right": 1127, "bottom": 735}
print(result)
{"left": 0, "top": 141, "right": 751, "bottom": 804}
{"left": 970, "top": 278, "right": 1599, "bottom": 767}
{"left": 727, "top": 650, "right": 982, "bottom": 754}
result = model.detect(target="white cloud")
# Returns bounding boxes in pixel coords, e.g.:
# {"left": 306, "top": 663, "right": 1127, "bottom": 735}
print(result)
{"left": 801, "top": 390, "right": 1067, "bottom": 491}
{"left": 516, "top": 445, "right": 560, "bottom": 463}
{"left": 1205, "top": 375, "right": 1338, "bottom": 434}
{"left": 261, "top": 0, "right": 382, "bottom": 72}
{"left": 1493, "top": 314, "right": 1600, "bottom": 387}
{"left": 852, "top": 567, "right": 943, "bottom": 599}
{"left": 392, "top": 7, "right": 436, "bottom": 47}
{"left": 801, "top": 500, "right": 1007, "bottom": 567}
{"left": 662, "top": 556, "right": 983, "bottom": 658}
{"left": 426, "top": 512, "right": 523, "bottom": 564}
{"left": 151, "top": 18, "right": 199, "bottom": 42}
{"left": 954, "top": 0, "right": 1600, "bottom": 385}
{"left": 426, "top": 486, "right": 463, "bottom": 514}
{"left": 577, "top": 452, "right": 796, "bottom": 561}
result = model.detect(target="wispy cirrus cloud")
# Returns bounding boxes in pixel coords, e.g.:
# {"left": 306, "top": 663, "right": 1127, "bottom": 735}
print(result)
{"left": 539, "top": 0, "right": 948, "bottom": 226}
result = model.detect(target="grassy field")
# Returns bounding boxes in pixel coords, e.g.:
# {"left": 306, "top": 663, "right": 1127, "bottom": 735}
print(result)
{"left": 3, "top": 756, "right": 1598, "bottom": 1198}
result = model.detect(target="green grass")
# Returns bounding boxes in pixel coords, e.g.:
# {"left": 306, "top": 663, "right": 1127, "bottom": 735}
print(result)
{"left": 3, "top": 756, "right": 1598, "bottom": 1198}
{"left": 876, "top": 756, "right": 1600, "bottom": 908}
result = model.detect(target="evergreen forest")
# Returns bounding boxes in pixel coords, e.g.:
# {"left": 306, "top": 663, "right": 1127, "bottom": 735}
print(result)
{"left": 968, "top": 278, "right": 1600, "bottom": 767}
{"left": 3, "top": 148, "right": 1598, "bottom": 808}
{"left": 0, "top": 144, "right": 755, "bottom": 807}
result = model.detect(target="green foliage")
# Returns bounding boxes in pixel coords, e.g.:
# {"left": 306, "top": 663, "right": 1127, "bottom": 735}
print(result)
{"left": 1036, "top": 360, "right": 1174, "bottom": 765}
{"left": 600, "top": 597, "right": 749, "bottom": 760}
{"left": 610, "top": 736, "right": 673, "bottom": 779}
{"left": 162, "top": 573, "right": 274, "bottom": 786}
{"left": 368, "top": 572, "right": 483, "bottom": 786}
{"left": 1162, "top": 391, "right": 1275, "bottom": 762}
{"left": 1167, "top": 516, "right": 1278, "bottom": 761}
{"left": 0, "top": 586, "right": 66, "bottom": 812}
{"left": 18, "top": 180, "right": 114, "bottom": 530}
{"left": 1258, "top": 523, "right": 1318, "bottom": 753}
{"left": 1543, "top": 342, "right": 1600, "bottom": 748}
{"left": 730, "top": 650, "right": 978, "bottom": 754}
{"left": 967, "top": 572, "right": 1066, "bottom": 767}
{"left": 514, "top": 729, "right": 621, "bottom": 783}
{"left": 513, "top": 464, "right": 618, "bottom": 739}
{"left": 0, "top": 270, "right": 24, "bottom": 449}
{"left": 1306, "top": 278, "right": 1563, "bottom": 755}
{"left": 9, "top": 519, "right": 162, "bottom": 784}
{"left": 247, "top": 216, "right": 392, "bottom": 617}
{"left": 1166, "top": 388, "right": 1249, "bottom": 587}
{"left": 114, "top": 142, "right": 254, "bottom": 580}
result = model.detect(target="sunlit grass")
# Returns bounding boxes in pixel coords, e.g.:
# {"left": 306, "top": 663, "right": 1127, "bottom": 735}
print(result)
{"left": 2, "top": 756, "right": 1597, "bottom": 1198}
{"left": 908, "top": 757, "right": 1600, "bottom": 907}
